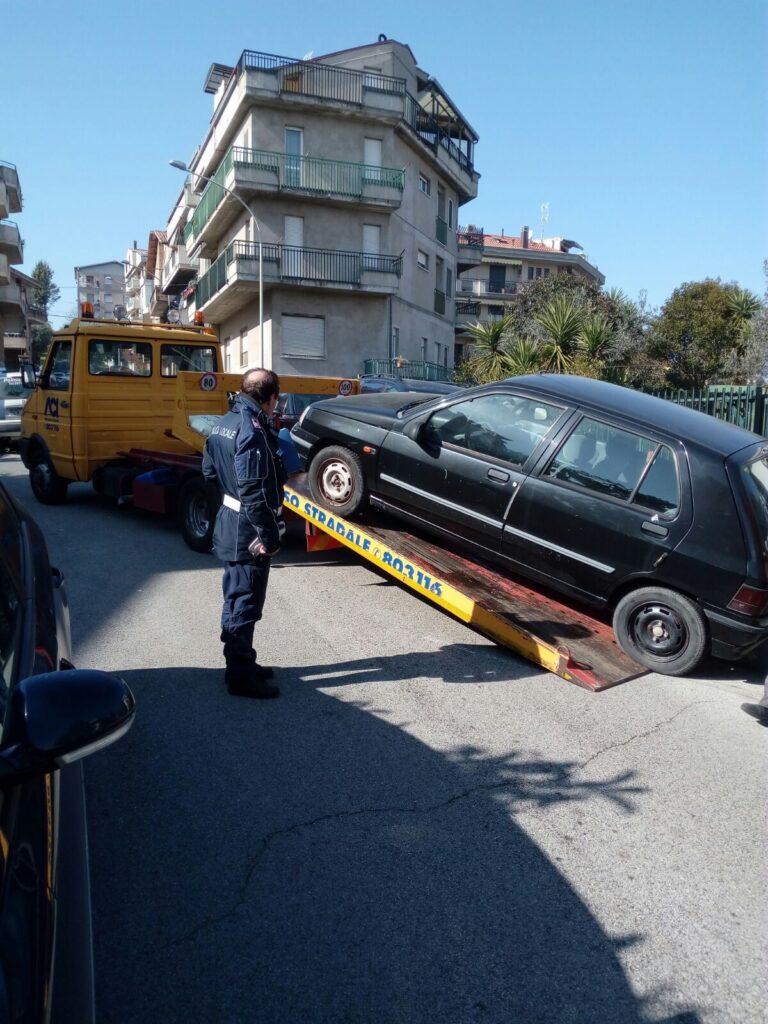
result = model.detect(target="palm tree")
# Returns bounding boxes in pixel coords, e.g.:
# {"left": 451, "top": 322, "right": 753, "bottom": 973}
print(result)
{"left": 578, "top": 314, "right": 614, "bottom": 361}
{"left": 505, "top": 336, "right": 546, "bottom": 376}
{"left": 535, "top": 295, "right": 586, "bottom": 373}
{"left": 462, "top": 316, "right": 514, "bottom": 382}
{"left": 726, "top": 288, "right": 762, "bottom": 355}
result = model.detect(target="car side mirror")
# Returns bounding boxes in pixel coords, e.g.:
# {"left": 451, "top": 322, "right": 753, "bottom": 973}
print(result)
{"left": 0, "top": 669, "right": 135, "bottom": 788}
{"left": 402, "top": 415, "right": 430, "bottom": 442}
{"left": 20, "top": 364, "right": 36, "bottom": 390}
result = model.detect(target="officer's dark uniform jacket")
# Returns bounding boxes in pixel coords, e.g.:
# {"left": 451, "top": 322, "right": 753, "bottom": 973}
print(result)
{"left": 202, "top": 393, "right": 287, "bottom": 562}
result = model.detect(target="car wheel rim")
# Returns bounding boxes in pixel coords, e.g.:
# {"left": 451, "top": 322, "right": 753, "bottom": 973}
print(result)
{"left": 320, "top": 460, "right": 353, "bottom": 504}
{"left": 630, "top": 603, "right": 686, "bottom": 657}
{"left": 187, "top": 495, "right": 209, "bottom": 538}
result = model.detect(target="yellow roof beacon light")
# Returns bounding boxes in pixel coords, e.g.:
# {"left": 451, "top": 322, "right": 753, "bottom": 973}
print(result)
{"left": 81, "top": 301, "right": 94, "bottom": 319}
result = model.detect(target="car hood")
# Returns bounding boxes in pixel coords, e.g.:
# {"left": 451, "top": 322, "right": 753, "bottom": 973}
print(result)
{"left": 307, "top": 391, "right": 439, "bottom": 426}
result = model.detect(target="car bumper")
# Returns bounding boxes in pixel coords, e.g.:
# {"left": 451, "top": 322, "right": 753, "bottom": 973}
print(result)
{"left": 289, "top": 426, "right": 316, "bottom": 463}
{"left": 703, "top": 606, "right": 768, "bottom": 661}
{"left": 0, "top": 418, "right": 21, "bottom": 439}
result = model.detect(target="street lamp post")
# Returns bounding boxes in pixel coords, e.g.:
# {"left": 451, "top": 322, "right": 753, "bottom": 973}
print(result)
{"left": 169, "top": 159, "right": 264, "bottom": 365}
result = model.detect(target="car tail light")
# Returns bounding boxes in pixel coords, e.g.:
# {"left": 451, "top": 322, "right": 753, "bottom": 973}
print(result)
{"left": 727, "top": 585, "right": 768, "bottom": 616}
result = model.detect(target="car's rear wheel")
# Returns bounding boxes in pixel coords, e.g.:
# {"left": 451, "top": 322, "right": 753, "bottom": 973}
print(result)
{"left": 178, "top": 477, "right": 217, "bottom": 553}
{"left": 308, "top": 445, "right": 367, "bottom": 517}
{"left": 29, "top": 449, "right": 69, "bottom": 505}
{"left": 612, "top": 586, "right": 708, "bottom": 676}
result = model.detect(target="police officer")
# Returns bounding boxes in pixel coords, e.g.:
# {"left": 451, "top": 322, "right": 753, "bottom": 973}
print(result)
{"left": 202, "top": 368, "right": 286, "bottom": 698}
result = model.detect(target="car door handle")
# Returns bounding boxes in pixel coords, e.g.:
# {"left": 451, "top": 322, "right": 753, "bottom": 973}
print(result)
{"left": 642, "top": 521, "right": 668, "bottom": 537}
{"left": 487, "top": 467, "right": 510, "bottom": 483}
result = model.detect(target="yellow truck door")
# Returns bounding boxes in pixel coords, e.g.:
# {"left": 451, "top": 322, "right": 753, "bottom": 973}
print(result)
{"left": 37, "top": 337, "right": 76, "bottom": 478}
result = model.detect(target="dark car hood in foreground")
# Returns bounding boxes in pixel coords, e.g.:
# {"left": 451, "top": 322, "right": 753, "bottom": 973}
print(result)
{"left": 306, "top": 391, "right": 440, "bottom": 428}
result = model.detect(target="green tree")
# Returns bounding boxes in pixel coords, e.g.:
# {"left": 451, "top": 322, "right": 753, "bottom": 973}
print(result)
{"left": 30, "top": 324, "right": 53, "bottom": 365}
{"left": 31, "top": 260, "right": 60, "bottom": 316}
{"left": 535, "top": 295, "right": 586, "bottom": 373}
{"left": 648, "top": 279, "right": 753, "bottom": 388}
{"left": 461, "top": 316, "right": 514, "bottom": 383}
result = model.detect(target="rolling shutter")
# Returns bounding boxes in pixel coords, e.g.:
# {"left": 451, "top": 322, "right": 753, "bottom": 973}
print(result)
{"left": 282, "top": 315, "right": 325, "bottom": 358}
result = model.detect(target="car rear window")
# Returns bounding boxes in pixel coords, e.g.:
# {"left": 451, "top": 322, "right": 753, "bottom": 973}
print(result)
{"left": 741, "top": 456, "right": 768, "bottom": 544}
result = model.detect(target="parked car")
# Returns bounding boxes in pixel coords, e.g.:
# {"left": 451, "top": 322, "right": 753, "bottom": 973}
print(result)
{"left": 274, "top": 391, "right": 330, "bottom": 431}
{"left": 291, "top": 373, "right": 768, "bottom": 676}
{"left": 360, "top": 374, "right": 462, "bottom": 395}
{"left": 0, "top": 372, "right": 35, "bottom": 452}
{"left": 0, "top": 478, "right": 135, "bottom": 1021}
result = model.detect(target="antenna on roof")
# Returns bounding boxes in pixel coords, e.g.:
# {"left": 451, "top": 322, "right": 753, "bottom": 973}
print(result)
{"left": 540, "top": 201, "right": 550, "bottom": 242}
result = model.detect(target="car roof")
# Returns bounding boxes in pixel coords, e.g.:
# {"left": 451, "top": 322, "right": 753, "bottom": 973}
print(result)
{"left": 495, "top": 374, "right": 764, "bottom": 456}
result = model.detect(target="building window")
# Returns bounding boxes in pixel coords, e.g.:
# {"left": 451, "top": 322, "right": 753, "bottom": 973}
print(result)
{"left": 282, "top": 314, "right": 325, "bottom": 358}
{"left": 446, "top": 267, "right": 453, "bottom": 298}
{"left": 391, "top": 325, "right": 400, "bottom": 360}
{"left": 527, "top": 268, "right": 534, "bottom": 280}
{"left": 105, "top": 275, "right": 112, "bottom": 284}
{"left": 240, "top": 328, "right": 248, "bottom": 368}
{"left": 434, "top": 341, "right": 441, "bottom": 364}
{"left": 448, "top": 199, "right": 454, "bottom": 229}
{"left": 535, "top": 268, "right": 543, "bottom": 279}
{"left": 417, "top": 249, "right": 429, "bottom": 271}
{"left": 418, "top": 174, "right": 431, "bottom": 196}
{"left": 488, "top": 305, "right": 504, "bottom": 317}
{"left": 420, "top": 337, "right": 428, "bottom": 361}
{"left": 224, "top": 337, "right": 232, "bottom": 372}
{"left": 544, "top": 268, "right": 550, "bottom": 277}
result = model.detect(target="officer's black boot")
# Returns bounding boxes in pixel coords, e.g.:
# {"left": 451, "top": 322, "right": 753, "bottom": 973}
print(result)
{"left": 224, "top": 657, "right": 279, "bottom": 698}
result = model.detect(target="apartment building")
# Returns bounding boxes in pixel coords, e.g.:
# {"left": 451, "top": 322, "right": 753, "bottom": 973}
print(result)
{"left": 74, "top": 260, "right": 126, "bottom": 319}
{"left": 124, "top": 242, "right": 148, "bottom": 320}
{"left": 455, "top": 226, "right": 605, "bottom": 355}
{"left": 0, "top": 161, "right": 25, "bottom": 367}
{"left": 167, "top": 38, "right": 479, "bottom": 376}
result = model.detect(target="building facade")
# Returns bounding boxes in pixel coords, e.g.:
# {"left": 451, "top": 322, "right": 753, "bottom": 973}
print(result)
{"left": 166, "top": 38, "right": 479, "bottom": 376}
{"left": 455, "top": 226, "right": 605, "bottom": 360}
{"left": 74, "top": 260, "right": 126, "bottom": 319}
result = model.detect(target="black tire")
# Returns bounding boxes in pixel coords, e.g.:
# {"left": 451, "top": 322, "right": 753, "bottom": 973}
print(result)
{"left": 29, "top": 449, "right": 69, "bottom": 505}
{"left": 612, "top": 586, "right": 708, "bottom": 676}
{"left": 178, "top": 477, "right": 218, "bottom": 553}
{"left": 308, "top": 445, "right": 367, "bottom": 517}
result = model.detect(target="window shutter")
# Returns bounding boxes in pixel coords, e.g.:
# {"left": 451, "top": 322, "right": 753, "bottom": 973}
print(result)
{"left": 282, "top": 315, "right": 325, "bottom": 358}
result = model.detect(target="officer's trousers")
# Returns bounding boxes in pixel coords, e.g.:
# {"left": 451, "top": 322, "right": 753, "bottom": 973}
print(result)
{"left": 220, "top": 557, "right": 271, "bottom": 667}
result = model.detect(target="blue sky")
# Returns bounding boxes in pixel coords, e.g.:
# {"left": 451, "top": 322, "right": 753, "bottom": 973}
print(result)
{"left": 4, "top": 0, "right": 766, "bottom": 325}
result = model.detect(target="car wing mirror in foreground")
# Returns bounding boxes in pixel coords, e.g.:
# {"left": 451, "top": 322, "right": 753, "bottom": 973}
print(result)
{"left": 402, "top": 415, "right": 430, "bottom": 442}
{"left": 0, "top": 670, "right": 135, "bottom": 787}
{"left": 20, "top": 364, "right": 36, "bottom": 389}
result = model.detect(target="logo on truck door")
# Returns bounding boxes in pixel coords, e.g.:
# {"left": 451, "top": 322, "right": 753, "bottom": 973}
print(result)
{"left": 44, "top": 396, "right": 59, "bottom": 418}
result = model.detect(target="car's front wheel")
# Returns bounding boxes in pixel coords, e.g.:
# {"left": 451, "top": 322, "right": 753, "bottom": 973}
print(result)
{"left": 308, "top": 445, "right": 367, "bottom": 517}
{"left": 612, "top": 586, "right": 708, "bottom": 676}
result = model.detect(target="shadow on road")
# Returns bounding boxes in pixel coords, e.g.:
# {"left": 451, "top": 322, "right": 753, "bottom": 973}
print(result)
{"left": 86, "top": 664, "right": 701, "bottom": 1024}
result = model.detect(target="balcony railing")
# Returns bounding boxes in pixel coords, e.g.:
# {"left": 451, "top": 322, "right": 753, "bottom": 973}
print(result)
{"left": 363, "top": 358, "right": 453, "bottom": 382}
{"left": 459, "top": 279, "right": 519, "bottom": 296}
{"left": 196, "top": 240, "right": 403, "bottom": 307}
{"left": 435, "top": 216, "right": 448, "bottom": 245}
{"left": 457, "top": 226, "right": 484, "bottom": 249}
{"left": 455, "top": 301, "right": 480, "bottom": 316}
{"left": 434, "top": 288, "right": 446, "bottom": 315}
{"left": 403, "top": 93, "right": 475, "bottom": 175}
{"left": 237, "top": 49, "right": 405, "bottom": 105}
{"left": 188, "top": 147, "right": 405, "bottom": 243}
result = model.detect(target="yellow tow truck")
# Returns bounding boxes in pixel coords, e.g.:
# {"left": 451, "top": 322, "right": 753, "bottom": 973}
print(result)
{"left": 19, "top": 307, "right": 357, "bottom": 551}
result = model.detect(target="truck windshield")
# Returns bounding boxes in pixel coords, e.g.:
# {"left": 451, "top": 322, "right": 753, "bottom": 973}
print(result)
{"left": 160, "top": 345, "right": 217, "bottom": 376}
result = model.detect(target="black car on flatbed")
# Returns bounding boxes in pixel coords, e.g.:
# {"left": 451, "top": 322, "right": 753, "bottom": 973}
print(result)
{"left": 291, "top": 374, "right": 768, "bottom": 676}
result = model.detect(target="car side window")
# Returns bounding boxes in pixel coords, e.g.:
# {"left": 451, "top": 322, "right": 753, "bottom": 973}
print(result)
{"left": 429, "top": 394, "right": 562, "bottom": 465}
{"left": 545, "top": 417, "right": 655, "bottom": 500}
{"left": 634, "top": 445, "right": 680, "bottom": 517}
{"left": 45, "top": 340, "right": 72, "bottom": 391}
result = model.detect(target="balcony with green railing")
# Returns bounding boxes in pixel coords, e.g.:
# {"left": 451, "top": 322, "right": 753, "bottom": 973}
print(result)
{"left": 186, "top": 146, "right": 405, "bottom": 253}
{"left": 363, "top": 358, "right": 453, "bottom": 382}
{"left": 195, "top": 239, "right": 403, "bottom": 316}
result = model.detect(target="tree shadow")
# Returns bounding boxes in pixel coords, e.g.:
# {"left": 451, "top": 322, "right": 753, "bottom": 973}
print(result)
{"left": 86, "top": 664, "right": 701, "bottom": 1024}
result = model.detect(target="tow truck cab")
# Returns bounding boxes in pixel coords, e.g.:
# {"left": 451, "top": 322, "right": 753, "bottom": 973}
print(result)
{"left": 19, "top": 311, "right": 220, "bottom": 492}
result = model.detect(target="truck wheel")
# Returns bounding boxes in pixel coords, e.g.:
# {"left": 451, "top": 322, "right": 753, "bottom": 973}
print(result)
{"left": 308, "top": 445, "right": 367, "bottom": 517}
{"left": 29, "top": 451, "right": 69, "bottom": 505}
{"left": 612, "top": 586, "right": 708, "bottom": 676}
{"left": 178, "top": 478, "right": 217, "bottom": 553}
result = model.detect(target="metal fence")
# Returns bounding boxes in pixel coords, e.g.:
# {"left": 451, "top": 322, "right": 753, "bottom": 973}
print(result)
{"left": 363, "top": 359, "right": 453, "bottom": 382}
{"left": 646, "top": 384, "right": 768, "bottom": 436}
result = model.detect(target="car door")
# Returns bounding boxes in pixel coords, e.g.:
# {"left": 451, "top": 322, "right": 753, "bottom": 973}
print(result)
{"left": 377, "top": 391, "right": 566, "bottom": 554}
{"left": 502, "top": 414, "right": 693, "bottom": 602}
{"left": 38, "top": 338, "right": 75, "bottom": 478}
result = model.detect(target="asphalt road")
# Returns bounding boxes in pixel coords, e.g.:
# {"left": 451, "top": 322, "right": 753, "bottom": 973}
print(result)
{"left": 2, "top": 453, "right": 766, "bottom": 1024}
